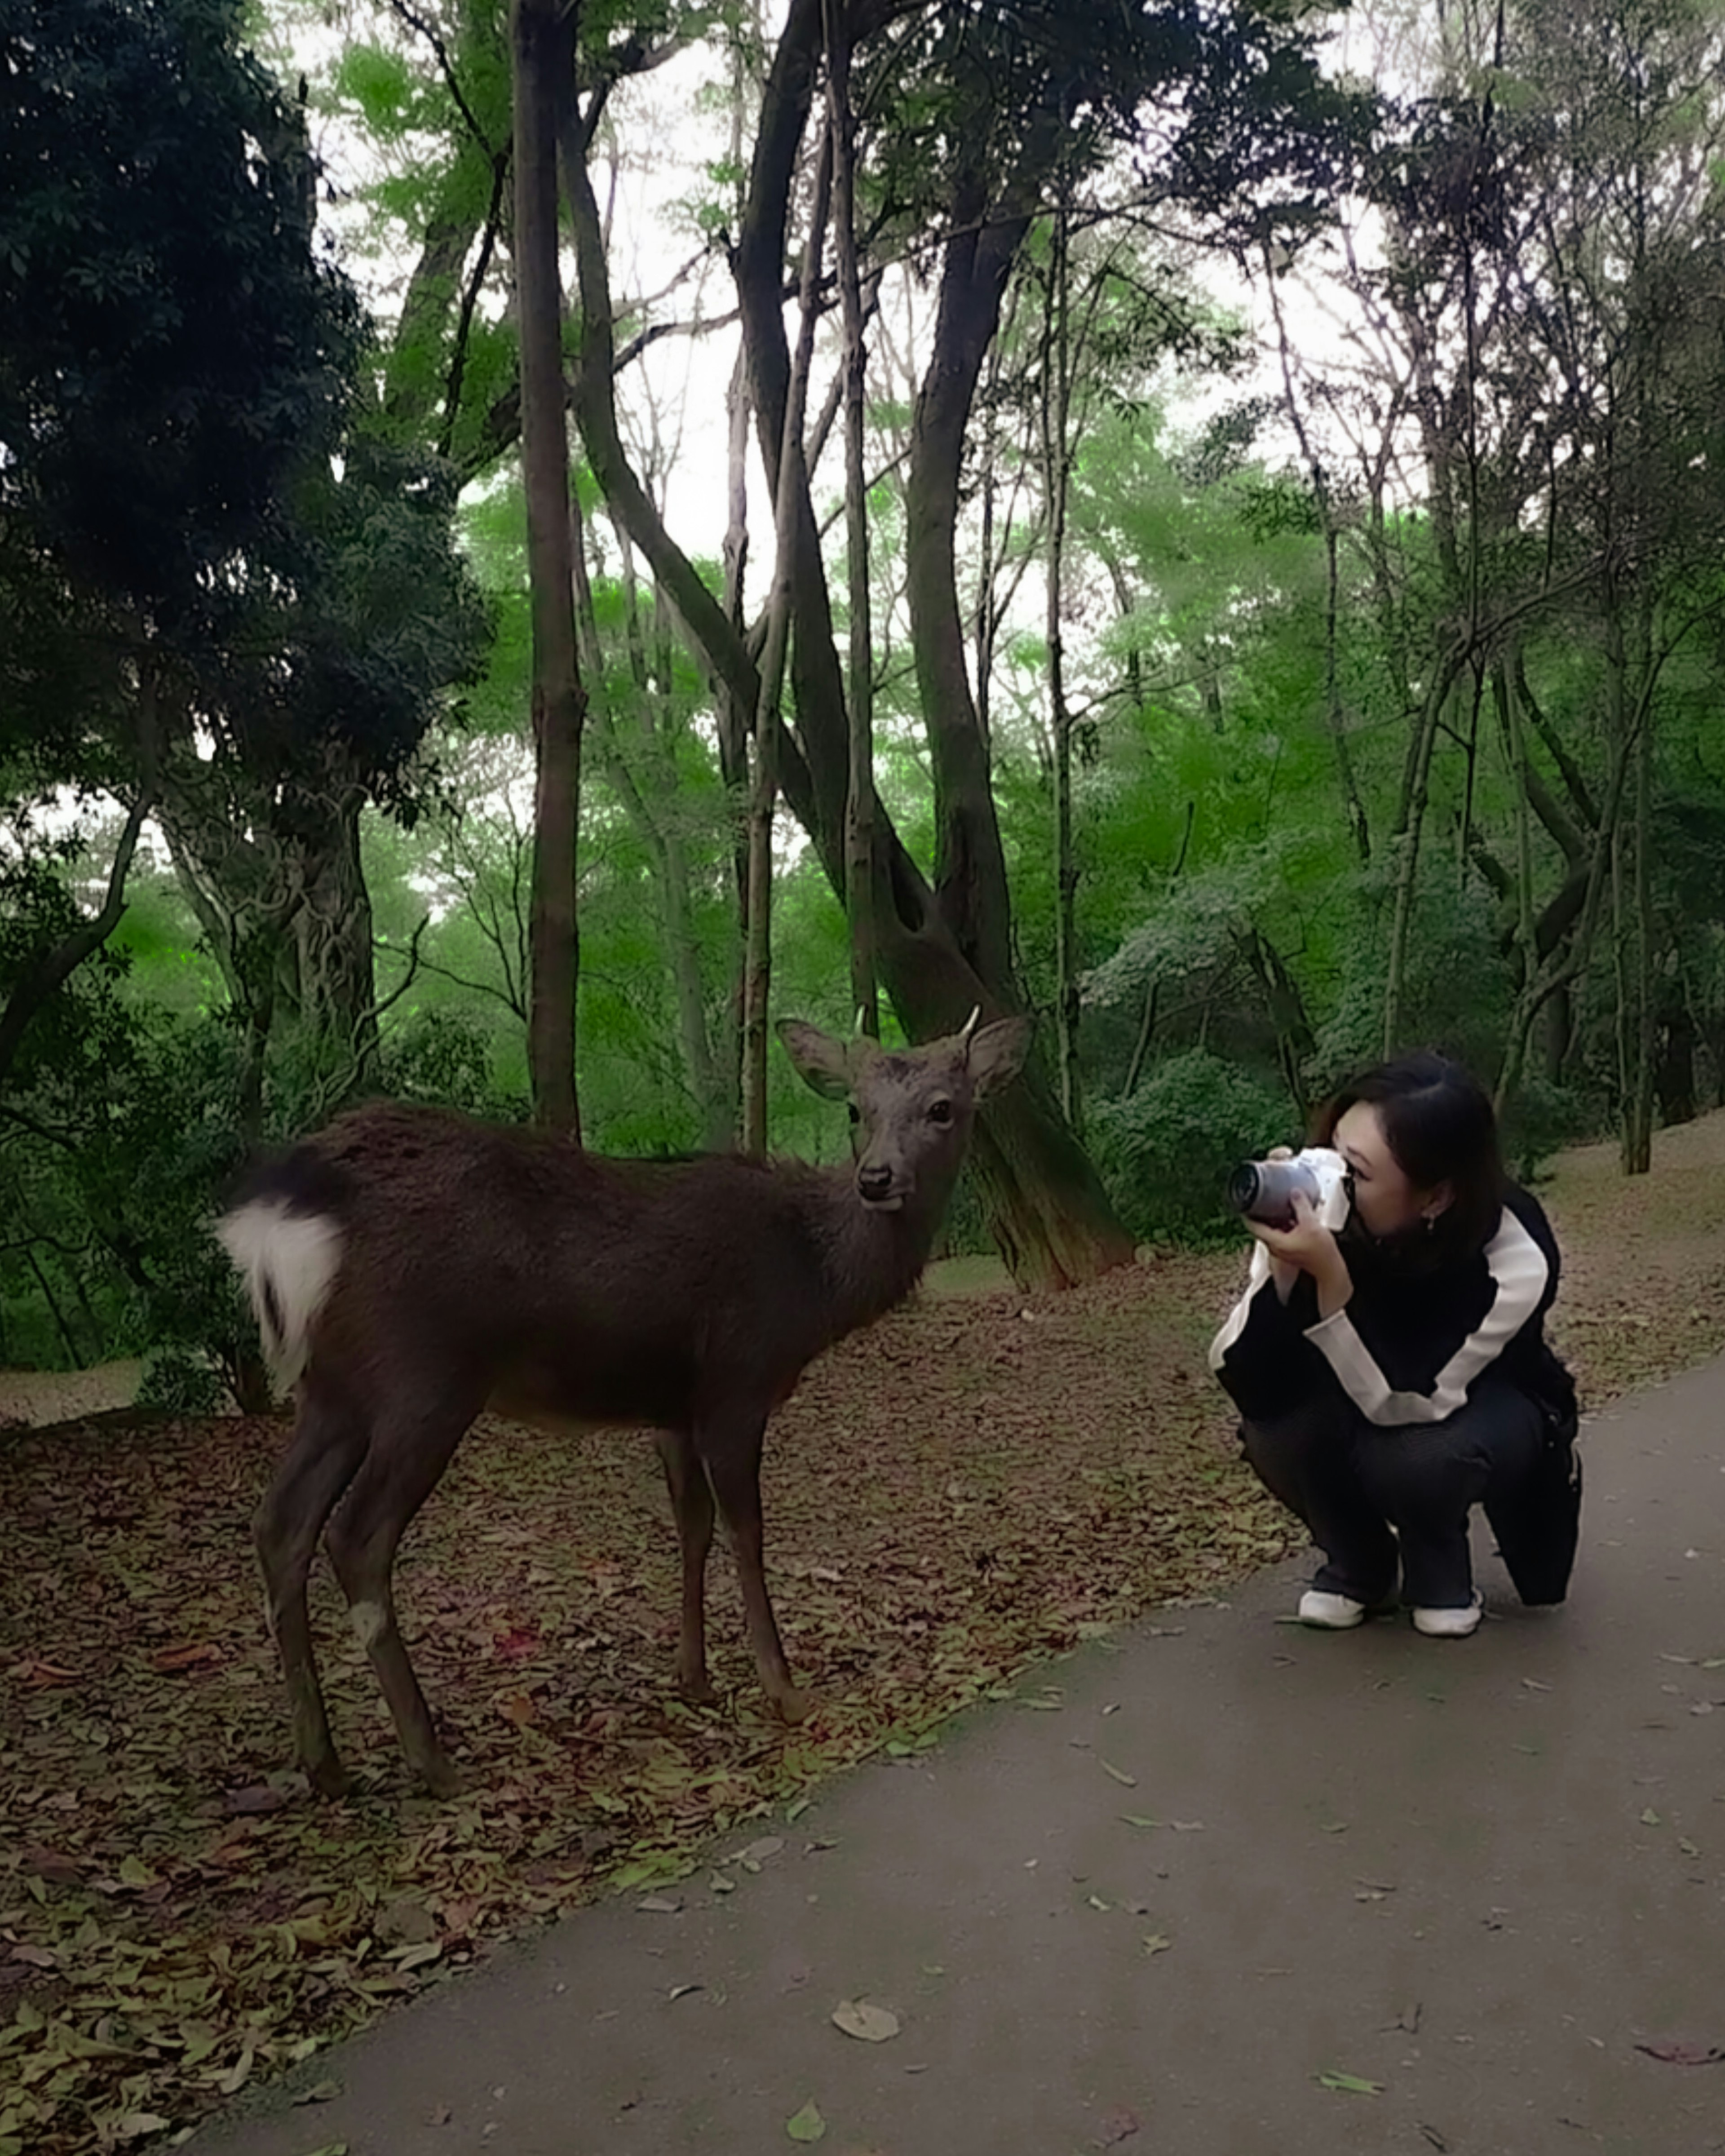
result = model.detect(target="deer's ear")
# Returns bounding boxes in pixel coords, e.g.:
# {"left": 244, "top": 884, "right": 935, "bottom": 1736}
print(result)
{"left": 966, "top": 1015, "right": 1032, "bottom": 1099}
{"left": 776, "top": 1019, "right": 853, "bottom": 1102}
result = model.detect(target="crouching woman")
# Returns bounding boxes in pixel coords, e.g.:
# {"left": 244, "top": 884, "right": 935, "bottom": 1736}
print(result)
{"left": 1209, "top": 1051, "right": 1582, "bottom": 1637}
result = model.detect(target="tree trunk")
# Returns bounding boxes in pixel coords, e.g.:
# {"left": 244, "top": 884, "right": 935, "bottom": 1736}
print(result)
{"left": 743, "top": 120, "right": 829, "bottom": 1155}
{"left": 26, "top": 1246, "right": 81, "bottom": 1368}
{"left": 902, "top": 179, "right": 1027, "bottom": 994}
{"left": 825, "top": 0, "right": 878, "bottom": 1040}
{"left": 1382, "top": 677, "right": 1446, "bottom": 1057}
{"left": 740, "top": 678, "right": 780, "bottom": 1155}
{"left": 284, "top": 766, "right": 380, "bottom": 1095}
{"left": 560, "top": 57, "right": 1131, "bottom": 1284}
{"left": 1040, "top": 168, "right": 1080, "bottom": 1131}
{"left": 1262, "top": 237, "right": 1371, "bottom": 869}
{"left": 512, "top": 0, "right": 586, "bottom": 1135}
{"left": 572, "top": 496, "right": 729, "bottom": 1148}
{"left": 1494, "top": 707, "right": 1638, "bottom": 1120}
{"left": 717, "top": 348, "right": 752, "bottom": 1130}
{"left": 1624, "top": 695, "right": 1657, "bottom": 1173}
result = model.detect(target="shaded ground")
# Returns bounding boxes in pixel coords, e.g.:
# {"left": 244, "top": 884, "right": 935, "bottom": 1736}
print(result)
{"left": 188, "top": 1354, "right": 1725, "bottom": 2156}
{"left": 3, "top": 1115, "right": 1724, "bottom": 2153}
{"left": 0, "top": 1361, "right": 145, "bottom": 1430}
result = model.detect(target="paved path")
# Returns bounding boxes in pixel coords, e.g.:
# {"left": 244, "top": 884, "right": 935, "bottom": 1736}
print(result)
{"left": 190, "top": 1359, "right": 1725, "bottom": 2156}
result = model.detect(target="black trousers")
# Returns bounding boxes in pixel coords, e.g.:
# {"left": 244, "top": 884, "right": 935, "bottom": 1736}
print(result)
{"left": 1240, "top": 1378, "right": 1546, "bottom": 1610}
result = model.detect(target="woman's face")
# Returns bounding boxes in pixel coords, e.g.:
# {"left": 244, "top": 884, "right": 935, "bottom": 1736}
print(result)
{"left": 1333, "top": 1101, "right": 1450, "bottom": 1242}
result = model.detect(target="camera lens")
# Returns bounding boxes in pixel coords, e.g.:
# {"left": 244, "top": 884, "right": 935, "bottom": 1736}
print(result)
{"left": 1226, "top": 1162, "right": 1262, "bottom": 1214}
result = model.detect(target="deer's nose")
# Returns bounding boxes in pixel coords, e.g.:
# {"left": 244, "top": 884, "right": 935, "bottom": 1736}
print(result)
{"left": 857, "top": 1162, "right": 895, "bottom": 1204}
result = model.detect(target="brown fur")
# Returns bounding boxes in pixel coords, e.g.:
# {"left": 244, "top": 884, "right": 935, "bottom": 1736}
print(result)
{"left": 221, "top": 1014, "right": 1030, "bottom": 1797}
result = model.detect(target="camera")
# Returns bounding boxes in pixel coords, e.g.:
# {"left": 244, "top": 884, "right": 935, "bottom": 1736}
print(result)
{"left": 1226, "top": 1145, "right": 1351, "bottom": 1230}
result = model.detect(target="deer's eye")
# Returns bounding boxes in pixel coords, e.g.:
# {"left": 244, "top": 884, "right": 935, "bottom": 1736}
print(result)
{"left": 847, "top": 1103, "right": 861, "bottom": 1125}
{"left": 928, "top": 1098, "right": 954, "bottom": 1125}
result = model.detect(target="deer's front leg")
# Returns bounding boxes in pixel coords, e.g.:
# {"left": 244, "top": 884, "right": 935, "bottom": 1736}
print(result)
{"left": 656, "top": 1428, "right": 717, "bottom": 1704}
{"left": 698, "top": 1412, "right": 810, "bottom": 1725}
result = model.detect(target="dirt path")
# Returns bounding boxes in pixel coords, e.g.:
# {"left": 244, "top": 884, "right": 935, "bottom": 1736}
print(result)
{"left": 0, "top": 1358, "right": 143, "bottom": 1427}
{"left": 189, "top": 1354, "right": 1725, "bottom": 2156}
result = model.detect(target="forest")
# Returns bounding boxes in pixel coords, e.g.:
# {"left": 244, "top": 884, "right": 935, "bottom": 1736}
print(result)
{"left": 4, "top": 0, "right": 1724, "bottom": 1388}
{"left": 8, "top": 5, "right": 1725, "bottom": 2150}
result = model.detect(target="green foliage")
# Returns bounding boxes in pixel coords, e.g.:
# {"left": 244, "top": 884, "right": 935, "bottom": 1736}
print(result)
{"left": 135, "top": 1348, "right": 226, "bottom": 1417}
{"left": 0, "top": 0, "right": 361, "bottom": 627}
{"left": 1498, "top": 1072, "right": 1593, "bottom": 1187}
{"left": 1088, "top": 1049, "right": 1294, "bottom": 1245}
{"left": 333, "top": 41, "right": 420, "bottom": 136}
{"left": 230, "top": 429, "right": 493, "bottom": 800}
{"left": 1309, "top": 868, "right": 1519, "bottom": 1094}
{"left": 384, "top": 1008, "right": 522, "bottom": 1119}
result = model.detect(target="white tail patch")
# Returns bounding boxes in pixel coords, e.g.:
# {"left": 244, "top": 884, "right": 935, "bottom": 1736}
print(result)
{"left": 216, "top": 1198, "right": 344, "bottom": 1394}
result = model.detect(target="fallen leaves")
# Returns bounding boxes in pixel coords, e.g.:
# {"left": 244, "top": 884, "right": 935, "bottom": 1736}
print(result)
{"left": 8, "top": 1658, "right": 78, "bottom": 1690}
{"left": 786, "top": 2098, "right": 827, "bottom": 2142}
{"left": 0, "top": 1265, "right": 1310, "bottom": 2156}
{"left": 1316, "top": 2069, "right": 1384, "bottom": 2096}
{"left": 0, "top": 1157, "right": 1717, "bottom": 2156}
{"left": 830, "top": 1999, "right": 899, "bottom": 2043}
{"left": 149, "top": 1642, "right": 221, "bottom": 1674}
{"left": 1634, "top": 2037, "right": 1725, "bottom": 2065}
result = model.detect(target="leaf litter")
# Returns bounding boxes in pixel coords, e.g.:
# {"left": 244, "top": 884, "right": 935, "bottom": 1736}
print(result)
{"left": 830, "top": 1998, "right": 899, "bottom": 2042}
{"left": 0, "top": 1140, "right": 1717, "bottom": 2156}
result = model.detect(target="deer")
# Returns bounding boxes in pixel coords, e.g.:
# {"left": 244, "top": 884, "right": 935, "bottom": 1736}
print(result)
{"left": 214, "top": 1009, "right": 1031, "bottom": 1798}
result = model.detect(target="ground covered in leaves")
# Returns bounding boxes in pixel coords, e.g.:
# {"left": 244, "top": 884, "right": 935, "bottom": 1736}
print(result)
{"left": 4, "top": 1115, "right": 1725, "bottom": 2153}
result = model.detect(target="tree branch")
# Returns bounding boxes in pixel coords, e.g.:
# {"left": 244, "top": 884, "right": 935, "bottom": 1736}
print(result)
{"left": 441, "top": 150, "right": 511, "bottom": 461}
{"left": 0, "top": 784, "right": 155, "bottom": 1097}
{"left": 386, "top": 0, "right": 495, "bottom": 159}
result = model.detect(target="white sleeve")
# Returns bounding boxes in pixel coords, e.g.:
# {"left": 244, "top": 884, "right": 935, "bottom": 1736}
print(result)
{"left": 1301, "top": 1208, "right": 1550, "bottom": 1426}
{"left": 1207, "top": 1239, "right": 1272, "bottom": 1373}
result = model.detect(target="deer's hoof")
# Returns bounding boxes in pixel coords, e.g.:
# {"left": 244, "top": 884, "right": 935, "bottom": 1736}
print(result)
{"left": 306, "top": 1753, "right": 351, "bottom": 1801}
{"left": 419, "top": 1756, "right": 464, "bottom": 1801}
{"left": 677, "top": 1671, "right": 718, "bottom": 1707}
{"left": 772, "top": 1686, "right": 814, "bottom": 1727}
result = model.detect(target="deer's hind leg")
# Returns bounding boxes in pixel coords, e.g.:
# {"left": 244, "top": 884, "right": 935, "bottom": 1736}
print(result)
{"left": 657, "top": 1429, "right": 717, "bottom": 1704}
{"left": 322, "top": 1389, "right": 481, "bottom": 1798}
{"left": 255, "top": 1381, "right": 369, "bottom": 1797}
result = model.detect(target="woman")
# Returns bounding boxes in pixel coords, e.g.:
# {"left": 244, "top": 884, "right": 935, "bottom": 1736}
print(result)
{"left": 1209, "top": 1051, "right": 1581, "bottom": 1637}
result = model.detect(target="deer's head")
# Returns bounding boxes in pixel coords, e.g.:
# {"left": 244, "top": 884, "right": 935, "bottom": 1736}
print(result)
{"left": 777, "top": 1009, "right": 1032, "bottom": 1213}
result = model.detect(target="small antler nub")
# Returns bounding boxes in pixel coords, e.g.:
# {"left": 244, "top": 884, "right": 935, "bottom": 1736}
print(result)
{"left": 960, "top": 1005, "right": 982, "bottom": 1048}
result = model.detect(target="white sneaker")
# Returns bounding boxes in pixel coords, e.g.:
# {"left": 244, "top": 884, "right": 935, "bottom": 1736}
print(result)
{"left": 1297, "top": 1589, "right": 1367, "bottom": 1629}
{"left": 1412, "top": 1592, "right": 1483, "bottom": 1639}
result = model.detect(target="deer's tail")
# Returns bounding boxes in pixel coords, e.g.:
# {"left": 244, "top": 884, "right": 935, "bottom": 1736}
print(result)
{"left": 216, "top": 1161, "right": 346, "bottom": 1394}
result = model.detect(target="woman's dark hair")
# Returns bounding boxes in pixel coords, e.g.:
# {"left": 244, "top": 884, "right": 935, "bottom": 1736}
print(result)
{"left": 1312, "top": 1049, "right": 1505, "bottom": 1259}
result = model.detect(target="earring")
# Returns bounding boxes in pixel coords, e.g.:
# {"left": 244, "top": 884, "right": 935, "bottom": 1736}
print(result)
{"left": 1423, "top": 1213, "right": 1437, "bottom": 1234}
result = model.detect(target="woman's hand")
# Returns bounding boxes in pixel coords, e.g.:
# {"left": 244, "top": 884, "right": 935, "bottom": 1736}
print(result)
{"left": 1247, "top": 1188, "right": 1354, "bottom": 1317}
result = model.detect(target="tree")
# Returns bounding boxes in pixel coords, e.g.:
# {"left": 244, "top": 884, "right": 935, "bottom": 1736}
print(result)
{"left": 561, "top": 0, "right": 1357, "bottom": 1285}
{"left": 511, "top": 0, "right": 588, "bottom": 1132}
{"left": 0, "top": 0, "right": 487, "bottom": 1116}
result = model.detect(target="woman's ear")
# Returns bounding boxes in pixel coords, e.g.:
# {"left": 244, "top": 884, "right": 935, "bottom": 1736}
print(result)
{"left": 1423, "top": 1178, "right": 1455, "bottom": 1223}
